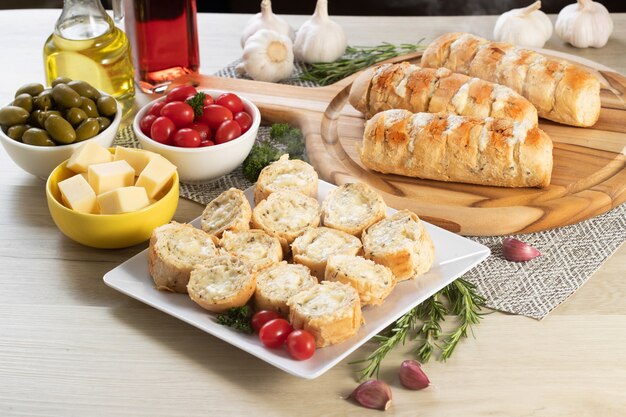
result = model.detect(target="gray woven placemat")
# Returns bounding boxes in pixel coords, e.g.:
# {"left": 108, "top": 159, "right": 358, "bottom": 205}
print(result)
{"left": 115, "top": 62, "right": 626, "bottom": 320}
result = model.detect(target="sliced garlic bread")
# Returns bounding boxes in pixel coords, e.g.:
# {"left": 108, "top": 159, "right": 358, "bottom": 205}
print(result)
{"left": 219, "top": 229, "right": 283, "bottom": 271}
{"left": 200, "top": 188, "right": 252, "bottom": 238}
{"left": 254, "top": 154, "right": 318, "bottom": 204}
{"left": 321, "top": 182, "right": 387, "bottom": 236}
{"left": 254, "top": 261, "right": 318, "bottom": 316}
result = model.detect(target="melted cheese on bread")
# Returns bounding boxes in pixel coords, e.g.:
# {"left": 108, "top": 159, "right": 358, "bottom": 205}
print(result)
{"left": 201, "top": 188, "right": 251, "bottom": 238}
{"left": 220, "top": 230, "right": 282, "bottom": 270}
{"left": 254, "top": 262, "right": 317, "bottom": 315}
{"left": 321, "top": 182, "right": 387, "bottom": 236}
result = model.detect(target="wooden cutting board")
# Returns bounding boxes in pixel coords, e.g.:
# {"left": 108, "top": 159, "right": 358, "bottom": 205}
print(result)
{"left": 171, "top": 51, "right": 626, "bottom": 236}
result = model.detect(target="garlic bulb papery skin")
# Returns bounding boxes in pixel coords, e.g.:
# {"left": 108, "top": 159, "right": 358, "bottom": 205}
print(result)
{"left": 240, "top": 0, "right": 295, "bottom": 48}
{"left": 242, "top": 29, "right": 295, "bottom": 83}
{"left": 294, "top": 0, "right": 347, "bottom": 64}
{"left": 555, "top": 0, "right": 613, "bottom": 48}
{"left": 493, "top": 1, "right": 553, "bottom": 48}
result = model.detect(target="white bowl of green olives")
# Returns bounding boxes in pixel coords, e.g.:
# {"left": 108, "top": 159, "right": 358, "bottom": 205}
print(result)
{"left": 0, "top": 78, "right": 121, "bottom": 179}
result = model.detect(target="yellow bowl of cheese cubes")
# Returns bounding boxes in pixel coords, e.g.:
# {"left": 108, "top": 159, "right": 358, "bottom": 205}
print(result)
{"left": 46, "top": 142, "right": 179, "bottom": 249}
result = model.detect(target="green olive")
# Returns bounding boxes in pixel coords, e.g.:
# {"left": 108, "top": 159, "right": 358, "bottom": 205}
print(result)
{"left": 22, "top": 128, "right": 56, "bottom": 146}
{"left": 67, "top": 80, "right": 101, "bottom": 100}
{"left": 96, "top": 116, "right": 111, "bottom": 132}
{"left": 66, "top": 107, "right": 88, "bottom": 127}
{"left": 80, "top": 97, "right": 99, "bottom": 118}
{"left": 7, "top": 124, "right": 31, "bottom": 141}
{"left": 96, "top": 96, "right": 117, "bottom": 117}
{"left": 75, "top": 118, "right": 100, "bottom": 142}
{"left": 28, "top": 110, "right": 43, "bottom": 128}
{"left": 44, "top": 114, "right": 76, "bottom": 144}
{"left": 34, "top": 90, "right": 55, "bottom": 111}
{"left": 0, "top": 106, "right": 30, "bottom": 127}
{"left": 15, "top": 82, "right": 44, "bottom": 98}
{"left": 51, "top": 84, "right": 82, "bottom": 109}
{"left": 37, "top": 110, "right": 62, "bottom": 127}
{"left": 12, "top": 93, "right": 33, "bottom": 113}
{"left": 51, "top": 76, "right": 72, "bottom": 87}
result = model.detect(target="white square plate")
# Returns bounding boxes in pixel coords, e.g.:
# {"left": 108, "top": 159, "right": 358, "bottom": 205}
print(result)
{"left": 104, "top": 180, "right": 490, "bottom": 379}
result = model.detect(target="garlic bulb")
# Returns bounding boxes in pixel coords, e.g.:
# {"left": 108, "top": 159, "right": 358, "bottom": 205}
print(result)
{"left": 294, "top": 0, "right": 347, "bottom": 64}
{"left": 493, "top": 1, "right": 553, "bottom": 48}
{"left": 242, "top": 29, "right": 295, "bottom": 82}
{"left": 555, "top": 0, "right": 613, "bottom": 48}
{"left": 240, "top": 0, "right": 295, "bottom": 48}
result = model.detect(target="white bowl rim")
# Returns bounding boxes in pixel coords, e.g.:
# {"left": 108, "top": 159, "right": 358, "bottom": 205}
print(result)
{"left": 132, "top": 88, "right": 261, "bottom": 153}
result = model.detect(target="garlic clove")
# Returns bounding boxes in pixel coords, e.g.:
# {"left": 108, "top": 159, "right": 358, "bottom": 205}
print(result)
{"left": 502, "top": 237, "right": 541, "bottom": 262}
{"left": 399, "top": 360, "right": 430, "bottom": 390}
{"left": 240, "top": 0, "right": 295, "bottom": 48}
{"left": 349, "top": 379, "right": 392, "bottom": 411}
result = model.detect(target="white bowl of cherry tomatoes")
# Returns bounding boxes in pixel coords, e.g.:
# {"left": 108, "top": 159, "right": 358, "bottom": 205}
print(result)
{"left": 133, "top": 85, "right": 260, "bottom": 183}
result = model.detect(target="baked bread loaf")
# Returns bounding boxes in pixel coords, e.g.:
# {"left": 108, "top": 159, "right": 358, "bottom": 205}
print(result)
{"left": 350, "top": 62, "right": 538, "bottom": 125}
{"left": 148, "top": 222, "right": 219, "bottom": 293}
{"left": 362, "top": 210, "right": 435, "bottom": 281}
{"left": 254, "top": 154, "right": 318, "bottom": 204}
{"left": 251, "top": 191, "right": 321, "bottom": 253}
{"left": 200, "top": 188, "right": 251, "bottom": 238}
{"left": 291, "top": 227, "right": 363, "bottom": 280}
{"left": 321, "top": 182, "right": 387, "bottom": 237}
{"left": 287, "top": 281, "right": 363, "bottom": 347}
{"left": 254, "top": 261, "right": 318, "bottom": 316}
{"left": 421, "top": 32, "right": 601, "bottom": 127}
{"left": 325, "top": 255, "right": 396, "bottom": 306}
{"left": 187, "top": 254, "right": 256, "bottom": 313}
{"left": 219, "top": 229, "right": 283, "bottom": 271}
{"left": 359, "top": 109, "right": 553, "bottom": 188}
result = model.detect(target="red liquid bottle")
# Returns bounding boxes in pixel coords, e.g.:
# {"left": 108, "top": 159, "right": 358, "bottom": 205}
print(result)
{"left": 124, "top": 0, "right": 200, "bottom": 93}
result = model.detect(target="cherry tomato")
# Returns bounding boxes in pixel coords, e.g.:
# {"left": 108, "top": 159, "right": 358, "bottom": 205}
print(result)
{"left": 216, "top": 93, "right": 244, "bottom": 114}
{"left": 286, "top": 330, "right": 316, "bottom": 360}
{"left": 215, "top": 120, "right": 242, "bottom": 144}
{"left": 160, "top": 101, "right": 195, "bottom": 128}
{"left": 148, "top": 101, "right": 166, "bottom": 116}
{"left": 199, "top": 104, "right": 233, "bottom": 130}
{"left": 259, "top": 318, "right": 293, "bottom": 348}
{"left": 251, "top": 310, "right": 282, "bottom": 333}
{"left": 188, "top": 121, "right": 212, "bottom": 142}
{"left": 139, "top": 114, "right": 157, "bottom": 136}
{"left": 233, "top": 111, "right": 253, "bottom": 133}
{"left": 166, "top": 84, "right": 197, "bottom": 103}
{"left": 150, "top": 116, "right": 176, "bottom": 144}
{"left": 173, "top": 128, "right": 201, "bottom": 148}
{"left": 199, "top": 139, "right": 215, "bottom": 147}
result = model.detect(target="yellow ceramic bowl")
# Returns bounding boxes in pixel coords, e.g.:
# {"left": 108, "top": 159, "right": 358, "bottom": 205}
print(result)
{"left": 46, "top": 149, "right": 179, "bottom": 249}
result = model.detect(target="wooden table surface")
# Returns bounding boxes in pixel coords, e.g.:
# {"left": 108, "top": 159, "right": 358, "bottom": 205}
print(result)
{"left": 1, "top": 10, "right": 625, "bottom": 417}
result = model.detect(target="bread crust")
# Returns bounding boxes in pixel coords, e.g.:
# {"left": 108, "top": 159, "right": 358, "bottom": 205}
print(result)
{"left": 254, "top": 154, "right": 318, "bottom": 204}
{"left": 219, "top": 229, "right": 283, "bottom": 271}
{"left": 362, "top": 210, "right": 435, "bottom": 281}
{"left": 200, "top": 188, "right": 251, "bottom": 238}
{"left": 421, "top": 32, "right": 601, "bottom": 127}
{"left": 254, "top": 261, "right": 318, "bottom": 316}
{"left": 148, "top": 222, "right": 220, "bottom": 293}
{"left": 359, "top": 109, "right": 553, "bottom": 188}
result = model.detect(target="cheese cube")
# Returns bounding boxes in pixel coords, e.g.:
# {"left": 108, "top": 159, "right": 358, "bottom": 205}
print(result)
{"left": 135, "top": 155, "right": 177, "bottom": 199}
{"left": 97, "top": 186, "right": 150, "bottom": 214}
{"left": 88, "top": 160, "right": 135, "bottom": 195}
{"left": 114, "top": 146, "right": 155, "bottom": 175}
{"left": 66, "top": 141, "right": 112, "bottom": 173}
{"left": 58, "top": 174, "right": 97, "bottom": 214}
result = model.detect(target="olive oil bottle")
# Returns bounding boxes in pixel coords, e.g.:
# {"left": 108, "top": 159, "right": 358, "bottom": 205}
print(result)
{"left": 43, "top": 0, "right": 135, "bottom": 113}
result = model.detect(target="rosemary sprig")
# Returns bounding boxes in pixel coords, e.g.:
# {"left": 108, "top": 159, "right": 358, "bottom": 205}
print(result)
{"left": 299, "top": 41, "right": 425, "bottom": 86}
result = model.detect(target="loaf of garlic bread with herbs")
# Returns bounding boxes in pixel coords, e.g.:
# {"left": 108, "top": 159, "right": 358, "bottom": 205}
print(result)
{"left": 421, "top": 32, "right": 601, "bottom": 127}
{"left": 359, "top": 109, "right": 553, "bottom": 188}
{"left": 350, "top": 62, "right": 538, "bottom": 125}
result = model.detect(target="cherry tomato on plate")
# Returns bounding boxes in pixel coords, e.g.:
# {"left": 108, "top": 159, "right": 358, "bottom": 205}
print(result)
{"left": 233, "top": 111, "right": 253, "bottom": 133}
{"left": 199, "top": 104, "right": 233, "bottom": 130}
{"left": 166, "top": 84, "right": 197, "bottom": 103}
{"left": 251, "top": 310, "right": 282, "bottom": 333}
{"left": 173, "top": 128, "right": 201, "bottom": 148}
{"left": 150, "top": 116, "right": 176, "bottom": 144}
{"left": 148, "top": 101, "right": 166, "bottom": 117}
{"left": 216, "top": 92, "right": 244, "bottom": 114}
{"left": 188, "top": 121, "right": 212, "bottom": 142}
{"left": 286, "top": 330, "right": 316, "bottom": 360}
{"left": 259, "top": 318, "right": 293, "bottom": 349}
{"left": 139, "top": 114, "right": 157, "bottom": 136}
{"left": 160, "top": 101, "right": 195, "bottom": 128}
{"left": 215, "top": 120, "right": 242, "bottom": 144}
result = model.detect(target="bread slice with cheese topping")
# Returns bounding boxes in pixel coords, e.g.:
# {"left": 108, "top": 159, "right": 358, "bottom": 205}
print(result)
{"left": 219, "top": 229, "right": 283, "bottom": 271}
{"left": 251, "top": 190, "right": 321, "bottom": 253}
{"left": 254, "top": 154, "right": 318, "bottom": 204}
{"left": 321, "top": 182, "right": 387, "bottom": 236}
{"left": 362, "top": 210, "right": 435, "bottom": 281}
{"left": 201, "top": 188, "right": 252, "bottom": 238}
{"left": 291, "top": 227, "right": 363, "bottom": 280}
{"left": 187, "top": 254, "right": 256, "bottom": 313}
{"left": 254, "top": 261, "right": 318, "bottom": 316}
{"left": 325, "top": 255, "right": 397, "bottom": 306}
{"left": 148, "top": 222, "right": 220, "bottom": 293}
{"left": 287, "top": 281, "right": 363, "bottom": 347}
